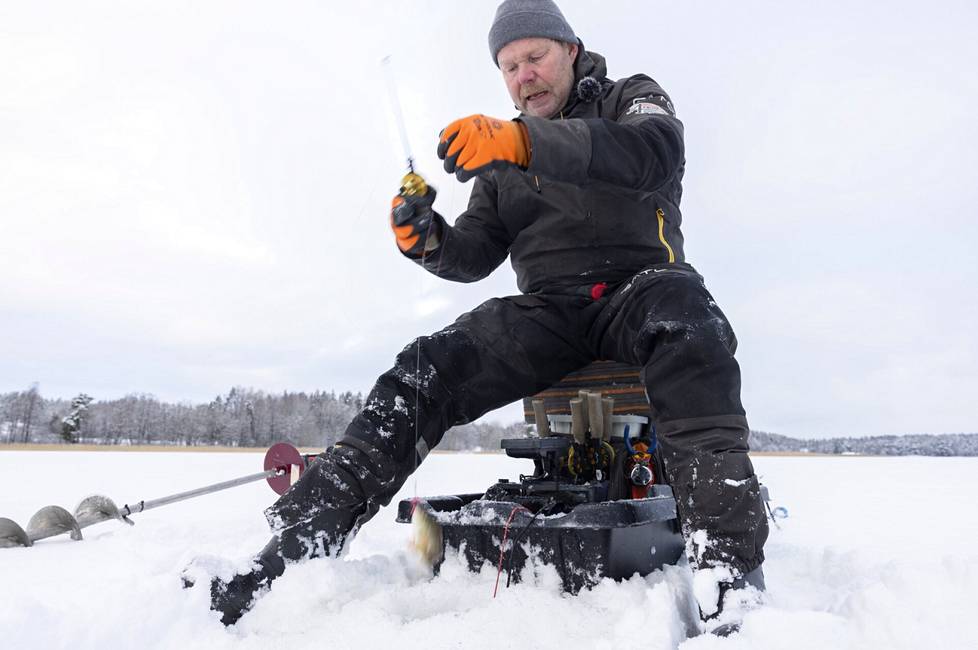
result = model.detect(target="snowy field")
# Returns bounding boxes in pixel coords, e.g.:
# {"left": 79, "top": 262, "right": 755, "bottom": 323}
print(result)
{"left": 0, "top": 450, "right": 975, "bottom": 650}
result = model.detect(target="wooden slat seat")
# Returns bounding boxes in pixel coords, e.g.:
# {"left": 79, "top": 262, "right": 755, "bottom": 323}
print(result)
{"left": 522, "top": 360, "right": 650, "bottom": 423}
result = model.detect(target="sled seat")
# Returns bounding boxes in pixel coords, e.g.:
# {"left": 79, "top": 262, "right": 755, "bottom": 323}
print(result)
{"left": 522, "top": 360, "right": 650, "bottom": 420}
{"left": 521, "top": 360, "right": 651, "bottom": 429}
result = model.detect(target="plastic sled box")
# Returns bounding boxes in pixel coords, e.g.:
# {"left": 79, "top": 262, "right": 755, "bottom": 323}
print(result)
{"left": 396, "top": 485, "right": 685, "bottom": 592}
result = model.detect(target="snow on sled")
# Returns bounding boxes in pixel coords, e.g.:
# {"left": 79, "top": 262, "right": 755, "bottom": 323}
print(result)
{"left": 397, "top": 361, "right": 686, "bottom": 592}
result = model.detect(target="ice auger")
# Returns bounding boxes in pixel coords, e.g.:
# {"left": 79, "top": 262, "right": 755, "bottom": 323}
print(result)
{"left": 0, "top": 442, "right": 311, "bottom": 549}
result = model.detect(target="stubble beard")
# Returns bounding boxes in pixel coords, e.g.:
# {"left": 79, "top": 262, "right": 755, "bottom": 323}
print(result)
{"left": 523, "top": 68, "right": 574, "bottom": 118}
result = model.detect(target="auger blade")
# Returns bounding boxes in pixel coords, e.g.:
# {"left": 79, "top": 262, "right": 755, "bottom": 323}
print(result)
{"left": 75, "top": 495, "right": 131, "bottom": 528}
{"left": 26, "top": 505, "right": 83, "bottom": 543}
{"left": 0, "top": 517, "right": 32, "bottom": 548}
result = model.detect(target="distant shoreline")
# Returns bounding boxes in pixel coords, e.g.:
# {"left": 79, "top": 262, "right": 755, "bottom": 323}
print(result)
{"left": 0, "top": 443, "right": 319, "bottom": 453}
{"left": 0, "top": 443, "right": 853, "bottom": 457}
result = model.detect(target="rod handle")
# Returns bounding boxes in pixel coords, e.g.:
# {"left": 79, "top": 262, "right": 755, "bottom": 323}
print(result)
{"left": 532, "top": 399, "right": 551, "bottom": 436}
{"left": 570, "top": 398, "right": 587, "bottom": 444}
{"left": 602, "top": 397, "right": 615, "bottom": 441}
{"left": 587, "top": 391, "right": 604, "bottom": 440}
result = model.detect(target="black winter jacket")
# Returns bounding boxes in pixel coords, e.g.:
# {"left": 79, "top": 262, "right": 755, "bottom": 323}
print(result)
{"left": 414, "top": 47, "right": 686, "bottom": 294}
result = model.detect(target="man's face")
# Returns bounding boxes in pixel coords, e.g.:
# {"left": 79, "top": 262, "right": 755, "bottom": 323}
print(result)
{"left": 498, "top": 37, "right": 578, "bottom": 119}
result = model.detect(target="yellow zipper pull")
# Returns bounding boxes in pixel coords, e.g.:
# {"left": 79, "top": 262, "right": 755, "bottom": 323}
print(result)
{"left": 656, "top": 208, "right": 676, "bottom": 263}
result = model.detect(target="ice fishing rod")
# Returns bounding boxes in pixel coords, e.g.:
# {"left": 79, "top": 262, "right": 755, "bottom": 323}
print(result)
{"left": 0, "top": 442, "right": 310, "bottom": 549}
{"left": 381, "top": 54, "right": 427, "bottom": 198}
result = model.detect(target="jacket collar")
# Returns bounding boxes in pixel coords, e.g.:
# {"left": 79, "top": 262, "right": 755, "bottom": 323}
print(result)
{"left": 557, "top": 42, "right": 608, "bottom": 117}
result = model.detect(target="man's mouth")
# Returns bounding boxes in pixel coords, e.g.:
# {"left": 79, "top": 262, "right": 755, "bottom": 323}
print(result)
{"left": 524, "top": 90, "right": 548, "bottom": 104}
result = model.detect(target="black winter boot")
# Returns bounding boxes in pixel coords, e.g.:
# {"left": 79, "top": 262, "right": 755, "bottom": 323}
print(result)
{"left": 206, "top": 446, "right": 375, "bottom": 625}
{"left": 208, "top": 536, "right": 285, "bottom": 626}
{"left": 207, "top": 501, "right": 363, "bottom": 626}
{"left": 701, "top": 565, "right": 765, "bottom": 637}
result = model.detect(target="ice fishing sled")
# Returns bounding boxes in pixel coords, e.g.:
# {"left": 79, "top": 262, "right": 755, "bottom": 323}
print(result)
{"left": 397, "top": 361, "right": 687, "bottom": 592}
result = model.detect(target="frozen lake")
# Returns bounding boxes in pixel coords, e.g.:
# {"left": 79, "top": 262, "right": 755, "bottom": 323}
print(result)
{"left": 0, "top": 450, "right": 975, "bottom": 649}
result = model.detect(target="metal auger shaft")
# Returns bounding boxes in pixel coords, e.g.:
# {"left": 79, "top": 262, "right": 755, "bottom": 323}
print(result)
{"left": 0, "top": 441, "right": 308, "bottom": 549}
{"left": 116, "top": 468, "right": 282, "bottom": 520}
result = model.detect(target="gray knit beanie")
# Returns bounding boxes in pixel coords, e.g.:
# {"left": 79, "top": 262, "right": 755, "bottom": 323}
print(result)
{"left": 488, "top": 0, "right": 577, "bottom": 65}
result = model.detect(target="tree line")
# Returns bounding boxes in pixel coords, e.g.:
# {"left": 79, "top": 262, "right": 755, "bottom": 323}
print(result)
{"left": 748, "top": 429, "right": 978, "bottom": 457}
{"left": 0, "top": 385, "right": 526, "bottom": 451}
{"left": 1, "top": 385, "right": 975, "bottom": 455}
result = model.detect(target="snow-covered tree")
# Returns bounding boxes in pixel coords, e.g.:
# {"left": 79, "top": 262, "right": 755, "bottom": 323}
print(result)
{"left": 61, "top": 393, "right": 94, "bottom": 444}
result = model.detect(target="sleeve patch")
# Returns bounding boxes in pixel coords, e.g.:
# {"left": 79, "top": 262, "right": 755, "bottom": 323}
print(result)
{"left": 625, "top": 95, "right": 676, "bottom": 118}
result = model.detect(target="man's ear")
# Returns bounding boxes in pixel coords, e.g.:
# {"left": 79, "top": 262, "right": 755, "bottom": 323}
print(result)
{"left": 567, "top": 42, "right": 579, "bottom": 60}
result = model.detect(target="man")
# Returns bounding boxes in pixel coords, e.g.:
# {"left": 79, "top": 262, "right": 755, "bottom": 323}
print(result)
{"left": 207, "top": 0, "right": 768, "bottom": 635}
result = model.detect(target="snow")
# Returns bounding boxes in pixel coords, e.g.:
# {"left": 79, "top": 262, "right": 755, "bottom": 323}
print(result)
{"left": 1, "top": 451, "right": 976, "bottom": 649}
{"left": 691, "top": 562, "right": 732, "bottom": 618}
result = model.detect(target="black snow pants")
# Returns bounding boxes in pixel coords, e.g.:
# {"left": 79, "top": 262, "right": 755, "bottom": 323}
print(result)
{"left": 266, "top": 263, "right": 768, "bottom": 576}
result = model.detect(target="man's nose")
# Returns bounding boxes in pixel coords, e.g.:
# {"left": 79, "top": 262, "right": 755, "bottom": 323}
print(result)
{"left": 516, "top": 66, "right": 536, "bottom": 86}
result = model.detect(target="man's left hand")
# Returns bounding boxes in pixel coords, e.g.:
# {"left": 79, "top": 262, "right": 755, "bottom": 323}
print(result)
{"left": 437, "top": 114, "right": 530, "bottom": 182}
{"left": 391, "top": 186, "right": 440, "bottom": 256}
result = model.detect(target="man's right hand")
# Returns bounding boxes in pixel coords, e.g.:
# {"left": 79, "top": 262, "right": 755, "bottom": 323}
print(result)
{"left": 390, "top": 186, "right": 440, "bottom": 256}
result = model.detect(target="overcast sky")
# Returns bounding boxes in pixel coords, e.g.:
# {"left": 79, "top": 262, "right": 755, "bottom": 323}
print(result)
{"left": 2, "top": 0, "right": 976, "bottom": 438}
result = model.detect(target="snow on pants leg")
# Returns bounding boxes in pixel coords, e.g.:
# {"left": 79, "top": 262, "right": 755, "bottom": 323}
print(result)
{"left": 265, "top": 294, "right": 594, "bottom": 559}
{"left": 593, "top": 265, "right": 769, "bottom": 576}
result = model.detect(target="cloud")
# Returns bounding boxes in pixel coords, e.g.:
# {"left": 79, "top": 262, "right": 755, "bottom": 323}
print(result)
{"left": 1, "top": 1, "right": 976, "bottom": 438}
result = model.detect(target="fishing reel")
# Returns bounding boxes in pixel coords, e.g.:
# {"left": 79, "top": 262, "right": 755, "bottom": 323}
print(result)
{"left": 400, "top": 171, "right": 428, "bottom": 197}
{"left": 566, "top": 438, "right": 616, "bottom": 482}
{"left": 624, "top": 425, "right": 657, "bottom": 499}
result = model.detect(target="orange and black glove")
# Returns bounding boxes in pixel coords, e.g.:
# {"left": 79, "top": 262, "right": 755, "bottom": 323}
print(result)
{"left": 391, "top": 185, "right": 440, "bottom": 256}
{"left": 437, "top": 114, "right": 530, "bottom": 182}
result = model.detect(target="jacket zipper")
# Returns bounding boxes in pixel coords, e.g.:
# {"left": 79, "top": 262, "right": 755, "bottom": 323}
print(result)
{"left": 656, "top": 208, "right": 676, "bottom": 263}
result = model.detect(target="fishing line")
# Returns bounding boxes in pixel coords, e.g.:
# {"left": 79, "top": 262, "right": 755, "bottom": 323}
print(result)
{"left": 380, "top": 53, "right": 445, "bottom": 496}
